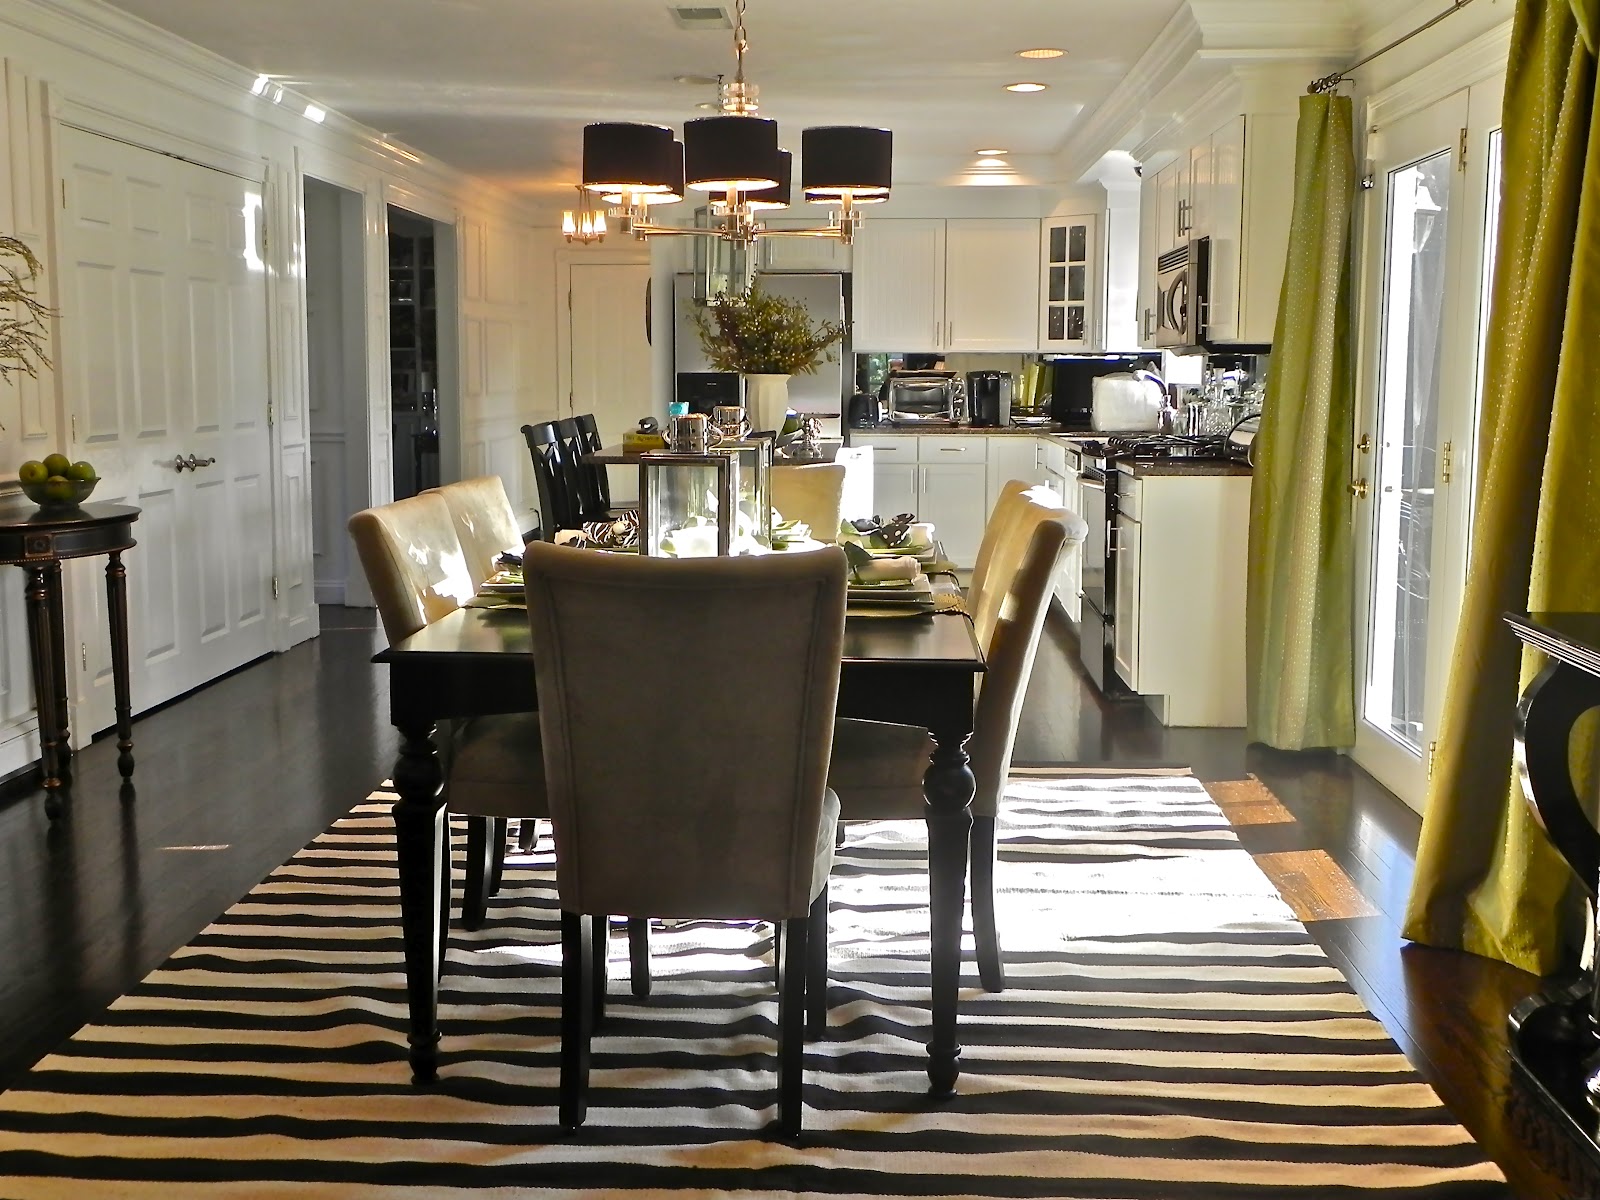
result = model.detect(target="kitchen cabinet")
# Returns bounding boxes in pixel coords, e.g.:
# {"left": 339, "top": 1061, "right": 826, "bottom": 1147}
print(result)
{"left": 759, "top": 218, "right": 852, "bottom": 272}
{"left": 1110, "top": 470, "right": 1250, "bottom": 726}
{"left": 943, "top": 219, "right": 1040, "bottom": 351}
{"left": 853, "top": 218, "right": 1040, "bottom": 353}
{"left": 986, "top": 436, "right": 1040, "bottom": 514}
{"left": 1056, "top": 444, "right": 1084, "bottom": 621}
{"left": 918, "top": 462, "right": 989, "bottom": 567}
{"left": 852, "top": 219, "right": 945, "bottom": 352}
{"left": 874, "top": 462, "right": 919, "bottom": 523}
{"left": 1038, "top": 215, "right": 1100, "bottom": 352}
{"left": 1138, "top": 172, "right": 1160, "bottom": 349}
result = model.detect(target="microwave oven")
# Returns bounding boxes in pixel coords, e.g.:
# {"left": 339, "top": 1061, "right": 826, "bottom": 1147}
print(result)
{"left": 1154, "top": 236, "right": 1210, "bottom": 350}
{"left": 883, "top": 372, "right": 963, "bottom": 424}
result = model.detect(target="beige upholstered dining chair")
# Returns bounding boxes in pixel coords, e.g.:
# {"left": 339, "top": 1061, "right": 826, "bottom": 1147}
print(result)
{"left": 771, "top": 462, "right": 847, "bottom": 543}
{"left": 428, "top": 475, "right": 525, "bottom": 586}
{"left": 347, "top": 491, "right": 543, "bottom": 928}
{"left": 523, "top": 542, "right": 847, "bottom": 1138}
{"left": 827, "top": 480, "right": 1088, "bottom": 992}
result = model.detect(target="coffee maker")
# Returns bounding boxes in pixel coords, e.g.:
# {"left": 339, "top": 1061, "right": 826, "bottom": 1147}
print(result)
{"left": 966, "top": 371, "right": 1014, "bottom": 427}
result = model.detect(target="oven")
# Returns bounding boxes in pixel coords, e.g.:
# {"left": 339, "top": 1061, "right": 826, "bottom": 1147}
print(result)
{"left": 1076, "top": 451, "right": 1118, "bottom": 694}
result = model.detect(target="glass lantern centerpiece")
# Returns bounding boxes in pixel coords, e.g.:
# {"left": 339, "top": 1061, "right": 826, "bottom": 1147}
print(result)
{"left": 638, "top": 451, "right": 736, "bottom": 557}
{"left": 714, "top": 432, "right": 773, "bottom": 551}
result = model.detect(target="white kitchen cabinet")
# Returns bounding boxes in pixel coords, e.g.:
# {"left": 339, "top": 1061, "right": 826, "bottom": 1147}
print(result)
{"left": 1039, "top": 215, "right": 1100, "bottom": 352}
{"left": 1112, "top": 511, "right": 1141, "bottom": 689}
{"left": 1138, "top": 172, "right": 1160, "bottom": 350}
{"left": 943, "top": 218, "right": 1040, "bottom": 352}
{"left": 875, "top": 462, "right": 919, "bottom": 521}
{"left": 1055, "top": 444, "right": 1084, "bottom": 621}
{"left": 986, "top": 436, "right": 1040, "bottom": 513}
{"left": 1111, "top": 471, "right": 1250, "bottom": 726}
{"left": 851, "top": 219, "right": 945, "bottom": 352}
{"left": 1202, "top": 114, "right": 1294, "bottom": 345}
{"left": 852, "top": 218, "right": 1040, "bottom": 353}
{"left": 759, "top": 218, "right": 853, "bottom": 272}
{"left": 919, "top": 462, "right": 988, "bottom": 567}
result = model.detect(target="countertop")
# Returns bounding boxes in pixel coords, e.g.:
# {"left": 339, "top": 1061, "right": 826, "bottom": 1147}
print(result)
{"left": 848, "top": 423, "right": 1091, "bottom": 438}
{"left": 1123, "top": 460, "right": 1254, "bottom": 478}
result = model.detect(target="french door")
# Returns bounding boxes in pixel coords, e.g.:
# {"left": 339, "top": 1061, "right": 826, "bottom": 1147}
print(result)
{"left": 56, "top": 126, "right": 275, "bottom": 727}
{"left": 1351, "top": 78, "right": 1504, "bottom": 810}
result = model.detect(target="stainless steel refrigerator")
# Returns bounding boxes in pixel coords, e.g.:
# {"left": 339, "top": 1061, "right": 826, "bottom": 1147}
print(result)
{"left": 673, "top": 272, "right": 849, "bottom": 416}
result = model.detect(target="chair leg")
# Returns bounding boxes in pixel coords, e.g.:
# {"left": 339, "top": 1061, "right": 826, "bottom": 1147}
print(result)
{"left": 487, "top": 817, "right": 509, "bottom": 897}
{"left": 771, "top": 920, "right": 783, "bottom": 990}
{"left": 777, "top": 912, "right": 808, "bottom": 1139}
{"left": 560, "top": 911, "right": 592, "bottom": 1131}
{"left": 805, "top": 885, "right": 828, "bottom": 1040}
{"left": 628, "top": 918, "right": 652, "bottom": 998}
{"left": 971, "top": 815, "right": 1005, "bottom": 992}
{"left": 591, "top": 915, "right": 609, "bottom": 1028}
{"left": 517, "top": 817, "right": 540, "bottom": 853}
{"left": 462, "top": 815, "right": 494, "bottom": 930}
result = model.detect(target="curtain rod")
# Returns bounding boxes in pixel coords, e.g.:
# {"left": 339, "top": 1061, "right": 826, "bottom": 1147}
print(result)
{"left": 1308, "top": 0, "right": 1477, "bottom": 94}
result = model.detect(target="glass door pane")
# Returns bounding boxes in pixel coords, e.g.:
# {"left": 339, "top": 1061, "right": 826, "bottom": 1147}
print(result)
{"left": 1364, "top": 150, "right": 1453, "bottom": 751}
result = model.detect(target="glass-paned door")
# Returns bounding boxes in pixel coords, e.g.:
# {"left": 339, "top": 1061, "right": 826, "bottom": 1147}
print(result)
{"left": 1352, "top": 78, "right": 1504, "bottom": 810}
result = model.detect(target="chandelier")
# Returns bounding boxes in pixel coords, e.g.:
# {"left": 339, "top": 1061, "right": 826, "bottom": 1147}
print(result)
{"left": 560, "top": 185, "right": 607, "bottom": 244}
{"left": 580, "top": 0, "right": 891, "bottom": 246}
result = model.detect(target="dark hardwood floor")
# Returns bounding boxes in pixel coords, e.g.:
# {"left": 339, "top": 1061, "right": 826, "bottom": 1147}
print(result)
{"left": 0, "top": 605, "right": 1582, "bottom": 1196}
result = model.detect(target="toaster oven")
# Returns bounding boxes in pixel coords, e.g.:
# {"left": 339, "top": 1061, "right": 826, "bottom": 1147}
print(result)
{"left": 883, "top": 372, "right": 962, "bottom": 424}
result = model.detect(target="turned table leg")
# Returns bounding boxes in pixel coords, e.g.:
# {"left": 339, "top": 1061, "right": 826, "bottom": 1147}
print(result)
{"left": 392, "top": 718, "right": 448, "bottom": 1083}
{"left": 105, "top": 550, "right": 135, "bottom": 781}
{"left": 24, "top": 563, "right": 65, "bottom": 817}
{"left": 923, "top": 727, "right": 975, "bottom": 1098}
{"left": 47, "top": 562, "right": 72, "bottom": 784}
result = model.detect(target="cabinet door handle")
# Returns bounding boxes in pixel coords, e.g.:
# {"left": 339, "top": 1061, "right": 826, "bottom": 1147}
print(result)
{"left": 946, "top": 320, "right": 953, "bottom": 346}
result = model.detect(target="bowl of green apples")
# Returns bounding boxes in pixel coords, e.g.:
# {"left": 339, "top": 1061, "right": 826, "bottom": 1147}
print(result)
{"left": 18, "top": 454, "right": 98, "bottom": 515}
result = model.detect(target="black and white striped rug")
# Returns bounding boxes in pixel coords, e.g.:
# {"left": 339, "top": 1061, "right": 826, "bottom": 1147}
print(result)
{"left": 0, "top": 772, "right": 1506, "bottom": 1197}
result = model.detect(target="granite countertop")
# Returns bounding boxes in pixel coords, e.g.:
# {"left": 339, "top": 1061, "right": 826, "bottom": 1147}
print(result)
{"left": 849, "top": 423, "right": 1089, "bottom": 437}
{"left": 1124, "top": 460, "right": 1253, "bottom": 478}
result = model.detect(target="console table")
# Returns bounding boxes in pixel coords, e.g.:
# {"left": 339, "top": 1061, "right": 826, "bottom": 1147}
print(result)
{"left": 1505, "top": 611, "right": 1600, "bottom": 1169}
{"left": 0, "top": 499, "right": 139, "bottom": 818}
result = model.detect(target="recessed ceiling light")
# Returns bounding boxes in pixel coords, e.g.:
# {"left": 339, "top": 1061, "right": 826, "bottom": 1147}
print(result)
{"left": 975, "top": 147, "right": 1009, "bottom": 155}
{"left": 694, "top": 100, "right": 720, "bottom": 110}
{"left": 674, "top": 74, "right": 719, "bottom": 86}
{"left": 975, "top": 157, "right": 1008, "bottom": 167}
{"left": 1005, "top": 82, "right": 1048, "bottom": 93}
{"left": 1018, "top": 48, "right": 1066, "bottom": 59}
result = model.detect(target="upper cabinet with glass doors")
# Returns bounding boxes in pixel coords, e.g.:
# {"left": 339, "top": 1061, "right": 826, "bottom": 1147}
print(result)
{"left": 1039, "top": 215, "right": 1100, "bottom": 351}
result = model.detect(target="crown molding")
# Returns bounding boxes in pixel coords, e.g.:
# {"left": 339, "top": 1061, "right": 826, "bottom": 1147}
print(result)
{"left": 1364, "top": 20, "right": 1513, "bottom": 131}
{"left": 1058, "top": 0, "right": 1357, "bottom": 183}
{"left": 4, "top": 0, "right": 542, "bottom": 223}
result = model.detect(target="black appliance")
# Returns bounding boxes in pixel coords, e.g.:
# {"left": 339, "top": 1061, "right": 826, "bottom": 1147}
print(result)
{"left": 966, "top": 371, "right": 1013, "bottom": 428}
{"left": 847, "top": 389, "right": 882, "bottom": 428}
{"left": 675, "top": 371, "right": 741, "bottom": 415}
{"left": 1045, "top": 354, "right": 1152, "bottom": 429}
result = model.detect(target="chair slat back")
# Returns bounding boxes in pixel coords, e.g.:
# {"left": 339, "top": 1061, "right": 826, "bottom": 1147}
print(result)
{"left": 573, "top": 413, "right": 612, "bottom": 512}
{"left": 525, "top": 544, "right": 848, "bottom": 921}
{"left": 522, "top": 421, "right": 578, "bottom": 538}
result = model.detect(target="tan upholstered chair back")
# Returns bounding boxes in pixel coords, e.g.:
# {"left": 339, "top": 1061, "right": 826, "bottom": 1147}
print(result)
{"left": 771, "top": 463, "right": 847, "bottom": 543}
{"left": 967, "top": 482, "right": 1088, "bottom": 819}
{"left": 524, "top": 543, "right": 847, "bottom": 921}
{"left": 430, "top": 476, "right": 523, "bottom": 586}
{"left": 347, "top": 493, "right": 479, "bottom": 645}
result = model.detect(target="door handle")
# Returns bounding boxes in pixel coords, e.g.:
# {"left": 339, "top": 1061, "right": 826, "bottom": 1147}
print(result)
{"left": 1350, "top": 478, "right": 1369, "bottom": 499}
{"left": 175, "top": 453, "right": 217, "bottom": 472}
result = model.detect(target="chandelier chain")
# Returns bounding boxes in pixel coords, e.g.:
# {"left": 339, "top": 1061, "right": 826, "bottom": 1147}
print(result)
{"left": 732, "top": 0, "right": 748, "bottom": 84}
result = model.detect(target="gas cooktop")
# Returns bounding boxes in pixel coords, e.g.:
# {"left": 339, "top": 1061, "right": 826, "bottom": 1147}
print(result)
{"left": 1080, "top": 434, "right": 1237, "bottom": 461}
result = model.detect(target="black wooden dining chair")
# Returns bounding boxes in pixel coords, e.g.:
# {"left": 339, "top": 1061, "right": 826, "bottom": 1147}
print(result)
{"left": 571, "top": 413, "right": 616, "bottom": 515}
{"left": 521, "top": 420, "right": 582, "bottom": 540}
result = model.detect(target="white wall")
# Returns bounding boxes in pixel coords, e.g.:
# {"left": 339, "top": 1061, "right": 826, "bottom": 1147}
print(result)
{"left": 0, "top": 0, "right": 561, "bottom": 771}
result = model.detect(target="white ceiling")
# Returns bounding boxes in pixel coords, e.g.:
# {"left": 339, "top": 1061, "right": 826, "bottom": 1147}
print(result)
{"left": 95, "top": 0, "right": 1195, "bottom": 199}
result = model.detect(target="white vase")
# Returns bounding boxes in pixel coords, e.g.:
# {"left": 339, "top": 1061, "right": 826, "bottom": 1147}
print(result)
{"left": 742, "top": 373, "right": 792, "bottom": 436}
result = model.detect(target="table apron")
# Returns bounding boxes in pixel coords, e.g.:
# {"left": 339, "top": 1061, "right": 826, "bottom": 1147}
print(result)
{"left": 838, "top": 665, "right": 976, "bottom": 739}
{"left": 387, "top": 663, "right": 537, "bottom": 727}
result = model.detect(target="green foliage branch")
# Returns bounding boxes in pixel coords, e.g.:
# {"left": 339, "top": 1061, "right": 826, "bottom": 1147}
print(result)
{"left": 693, "top": 283, "right": 845, "bottom": 376}
{"left": 0, "top": 236, "right": 53, "bottom": 385}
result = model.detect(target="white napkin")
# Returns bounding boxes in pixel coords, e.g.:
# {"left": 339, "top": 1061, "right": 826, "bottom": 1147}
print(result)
{"left": 853, "top": 555, "right": 920, "bottom": 583}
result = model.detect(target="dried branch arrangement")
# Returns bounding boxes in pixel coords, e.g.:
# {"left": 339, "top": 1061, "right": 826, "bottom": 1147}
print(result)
{"left": 0, "top": 235, "right": 54, "bottom": 384}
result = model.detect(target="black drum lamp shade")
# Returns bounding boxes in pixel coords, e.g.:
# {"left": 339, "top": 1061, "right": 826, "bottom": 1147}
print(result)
{"left": 685, "top": 116, "right": 781, "bottom": 191}
{"left": 582, "top": 122, "right": 675, "bottom": 193}
{"left": 801, "top": 126, "right": 892, "bottom": 199}
{"left": 744, "top": 150, "right": 792, "bottom": 209}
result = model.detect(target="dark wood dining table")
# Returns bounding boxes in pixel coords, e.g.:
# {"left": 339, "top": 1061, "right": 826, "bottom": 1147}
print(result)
{"left": 375, "top": 598, "right": 985, "bottom": 1096}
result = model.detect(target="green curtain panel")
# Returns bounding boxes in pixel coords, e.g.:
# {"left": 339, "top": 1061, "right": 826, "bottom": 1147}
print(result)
{"left": 1405, "top": 0, "right": 1600, "bottom": 976}
{"left": 1245, "top": 95, "right": 1357, "bottom": 750}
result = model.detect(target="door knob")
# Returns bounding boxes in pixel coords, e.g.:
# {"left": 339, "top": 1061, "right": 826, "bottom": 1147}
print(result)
{"left": 1350, "top": 478, "right": 1369, "bottom": 498}
{"left": 175, "top": 453, "right": 218, "bottom": 472}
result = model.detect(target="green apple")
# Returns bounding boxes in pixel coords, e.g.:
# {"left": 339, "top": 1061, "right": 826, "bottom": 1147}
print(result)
{"left": 42, "top": 475, "right": 76, "bottom": 503}
{"left": 67, "top": 461, "right": 97, "bottom": 482}
{"left": 42, "top": 453, "right": 71, "bottom": 477}
{"left": 17, "top": 460, "right": 46, "bottom": 485}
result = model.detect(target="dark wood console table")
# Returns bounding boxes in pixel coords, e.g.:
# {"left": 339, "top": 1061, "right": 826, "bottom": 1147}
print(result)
{"left": 0, "top": 498, "right": 139, "bottom": 818}
{"left": 1505, "top": 611, "right": 1600, "bottom": 1168}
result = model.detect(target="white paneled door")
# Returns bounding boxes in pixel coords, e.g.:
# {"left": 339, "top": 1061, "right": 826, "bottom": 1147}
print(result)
{"left": 566, "top": 261, "right": 651, "bottom": 503}
{"left": 57, "top": 126, "right": 274, "bottom": 728}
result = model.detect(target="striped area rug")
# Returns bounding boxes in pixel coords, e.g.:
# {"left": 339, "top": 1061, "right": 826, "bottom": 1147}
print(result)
{"left": 0, "top": 772, "right": 1507, "bottom": 1198}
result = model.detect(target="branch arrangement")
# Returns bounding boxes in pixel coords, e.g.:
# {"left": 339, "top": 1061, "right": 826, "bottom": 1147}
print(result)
{"left": 0, "top": 235, "right": 54, "bottom": 382}
{"left": 693, "top": 284, "right": 845, "bottom": 376}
